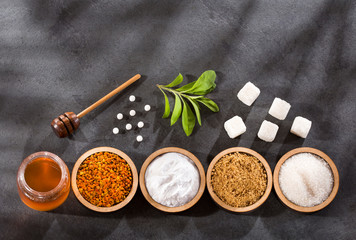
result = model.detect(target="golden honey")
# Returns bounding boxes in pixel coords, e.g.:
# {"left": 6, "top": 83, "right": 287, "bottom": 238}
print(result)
{"left": 17, "top": 152, "right": 70, "bottom": 211}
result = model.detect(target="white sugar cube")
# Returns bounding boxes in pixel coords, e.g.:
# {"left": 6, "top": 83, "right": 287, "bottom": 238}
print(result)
{"left": 237, "top": 82, "right": 260, "bottom": 106}
{"left": 290, "top": 116, "right": 312, "bottom": 138}
{"left": 258, "top": 120, "right": 279, "bottom": 142}
{"left": 268, "top": 98, "right": 291, "bottom": 120}
{"left": 224, "top": 116, "right": 246, "bottom": 138}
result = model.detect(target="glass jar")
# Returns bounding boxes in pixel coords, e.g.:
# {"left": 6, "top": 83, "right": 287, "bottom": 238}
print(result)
{"left": 17, "top": 151, "right": 70, "bottom": 211}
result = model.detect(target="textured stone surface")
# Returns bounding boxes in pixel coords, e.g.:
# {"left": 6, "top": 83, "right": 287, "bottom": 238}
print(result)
{"left": 1, "top": 0, "right": 355, "bottom": 239}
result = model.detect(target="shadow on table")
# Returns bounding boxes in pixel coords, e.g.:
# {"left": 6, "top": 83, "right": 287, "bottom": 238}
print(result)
{"left": 22, "top": 132, "right": 70, "bottom": 160}
{"left": 124, "top": 189, "right": 194, "bottom": 239}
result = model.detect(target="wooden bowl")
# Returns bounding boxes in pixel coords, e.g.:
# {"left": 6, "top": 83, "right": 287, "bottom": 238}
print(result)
{"left": 71, "top": 147, "right": 138, "bottom": 212}
{"left": 206, "top": 147, "right": 273, "bottom": 213}
{"left": 273, "top": 147, "right": 339, "bottom": 213}
{"left": 139, "top": 147, "right": 205, "bottom": 213}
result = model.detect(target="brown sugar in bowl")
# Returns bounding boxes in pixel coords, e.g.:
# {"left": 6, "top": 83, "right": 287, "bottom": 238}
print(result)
{"left": 206, "top": 147, "right": 273, "bottom": 213}
{"left": 71, "top": 147, "right": 138, "bottom": 212}
{"left": 273, "top": 147, "right": 339, "bottom": 213}
{"left": 139, "top": 147, "right": 206, "bottom": 213}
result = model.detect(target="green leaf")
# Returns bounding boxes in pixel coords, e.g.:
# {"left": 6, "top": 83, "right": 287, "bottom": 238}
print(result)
{"left": 188, "top": 98, "right": 201, "bottom": 126}
{"left": 159, "top": 88, "right": 170, "bottom": 118}
{"left": 164, "top": 73, "right": 183, "bottom": 88}
{"left": 176, "top": 80, "right": 196, "bottom": 92}
{"left": 182, "top": 99, "right": 195, "bottom": 136}
{"left": 183, "top": 70, "right": 216, "bottom": 95}
{"left": 157, "top": 70, "right": 219, "bottom": 136}
{"left": 170, "top": 93, "right": 182, "bottom": 125}
{"left": 196, "top": 97, "right": 219, "bottom": 112}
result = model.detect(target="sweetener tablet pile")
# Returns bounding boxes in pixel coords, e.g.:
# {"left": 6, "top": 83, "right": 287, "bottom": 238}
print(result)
{"left": 114, "top": 96, "right": 153, "bottom": 143}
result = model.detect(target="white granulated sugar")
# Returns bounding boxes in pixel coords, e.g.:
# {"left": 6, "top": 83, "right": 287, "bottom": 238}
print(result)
{"left": 136, "top": 135, "right": 143, "bottom": 142}
{"left": 237, "top": 82, "right": 260, "bottom": 106}
{"left": 137, "top": 121, "right": 144, "bottom": 128}
{"left": 117, "top": 113, "right": 123, "bottom": 120}
{"left": 112, "top": 127, "right": 119, "bottom": 134}
{"left": 279, "top": 153, "right": 333, "bottom": 207}
{"left": 224, "top": 115, "right": 246, "bottom": 138}
{"left": 144, "top": 104, "right": 151, "bottom": 112}
{"left": 129, "top": 95, "right": 136, "bottom": 102}
{"left": 290, "top": 116, "right": 312, "bottom": 138}
{"left": 125, "top": 123, "right": 132, "bottom": 131}
{"left": 129, "top": 110, "right": 136, "bottom": 116}
{"left": 268, "top": 97, "right": 291, "bottom": 120}
{"left": 257, "top": 120, "right": 279, "bottom": 142}
{"left": 145, "top": 152, "right": 200, "bottom": 207}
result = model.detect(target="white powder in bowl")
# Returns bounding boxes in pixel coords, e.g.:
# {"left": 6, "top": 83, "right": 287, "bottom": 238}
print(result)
{"left": 279, "top": 153, "right": 334, "bottom": 207}
{"left": 145, "top": 152, "right": 200, "bottom": 207}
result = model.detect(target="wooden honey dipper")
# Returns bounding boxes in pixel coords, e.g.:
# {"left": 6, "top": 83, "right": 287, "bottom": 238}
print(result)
{"left": 51, "top": 74, "right": 141, "bottom": 138}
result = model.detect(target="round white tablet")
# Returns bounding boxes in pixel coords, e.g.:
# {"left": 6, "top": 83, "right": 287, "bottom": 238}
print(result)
{"left": 126, "top": 124, "right": 132, "bottom": 131}
{"left": 144, "top": 105, "right": 151, "bottom": 112}
{"left": 117, "top": 113, "right": 123, "bottom": 120}
{"left": 129, "top": 95, "right": 136, "bottom": 102}
{"left": 129, "top": 110, "right": 136, "bottom": 116}
{"left": 112, "top": 127, "right": 119, "bottom": 134}
{"left": 137, "top": 121, "right": 144, "bottom": 128}
{"left": 136, "top": 135, "right": 143, "bottom": 142}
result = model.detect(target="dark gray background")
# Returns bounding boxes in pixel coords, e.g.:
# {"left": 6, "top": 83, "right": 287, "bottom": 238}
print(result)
{"left": 1, "top": 0, "right": 355, "bottom": 239}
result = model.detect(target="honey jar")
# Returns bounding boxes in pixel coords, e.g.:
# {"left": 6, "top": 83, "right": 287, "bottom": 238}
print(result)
{"left": 17, "top": 151, "right": 70, "bottom": 211}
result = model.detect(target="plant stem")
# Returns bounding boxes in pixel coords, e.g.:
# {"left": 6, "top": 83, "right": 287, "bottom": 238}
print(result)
{"left": 157, "top": 85, "right": 191, "bottom": 99}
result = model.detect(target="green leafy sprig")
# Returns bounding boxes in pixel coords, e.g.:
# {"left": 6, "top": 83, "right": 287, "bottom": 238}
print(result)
{"left": 157, "top": 70, "right": 219, "bottom": 136}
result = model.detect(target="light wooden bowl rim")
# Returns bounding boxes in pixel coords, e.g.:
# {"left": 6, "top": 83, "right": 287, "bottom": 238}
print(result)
{"left": 71, "top": 146, "right": 138, "bottom": 212}
{"left": 273, "top": 147, "right": 339, "bottom": 213}
{"left": 139, "top": 147, "right": 206, "bottom": 213}
{"left": 206, "top": 147, "right": 273, "bottom": 213}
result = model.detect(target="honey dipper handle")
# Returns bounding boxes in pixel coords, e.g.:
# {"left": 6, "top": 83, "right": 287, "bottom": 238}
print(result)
{"left": 77, "top": 74, "right": 141, "bottom": 118}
